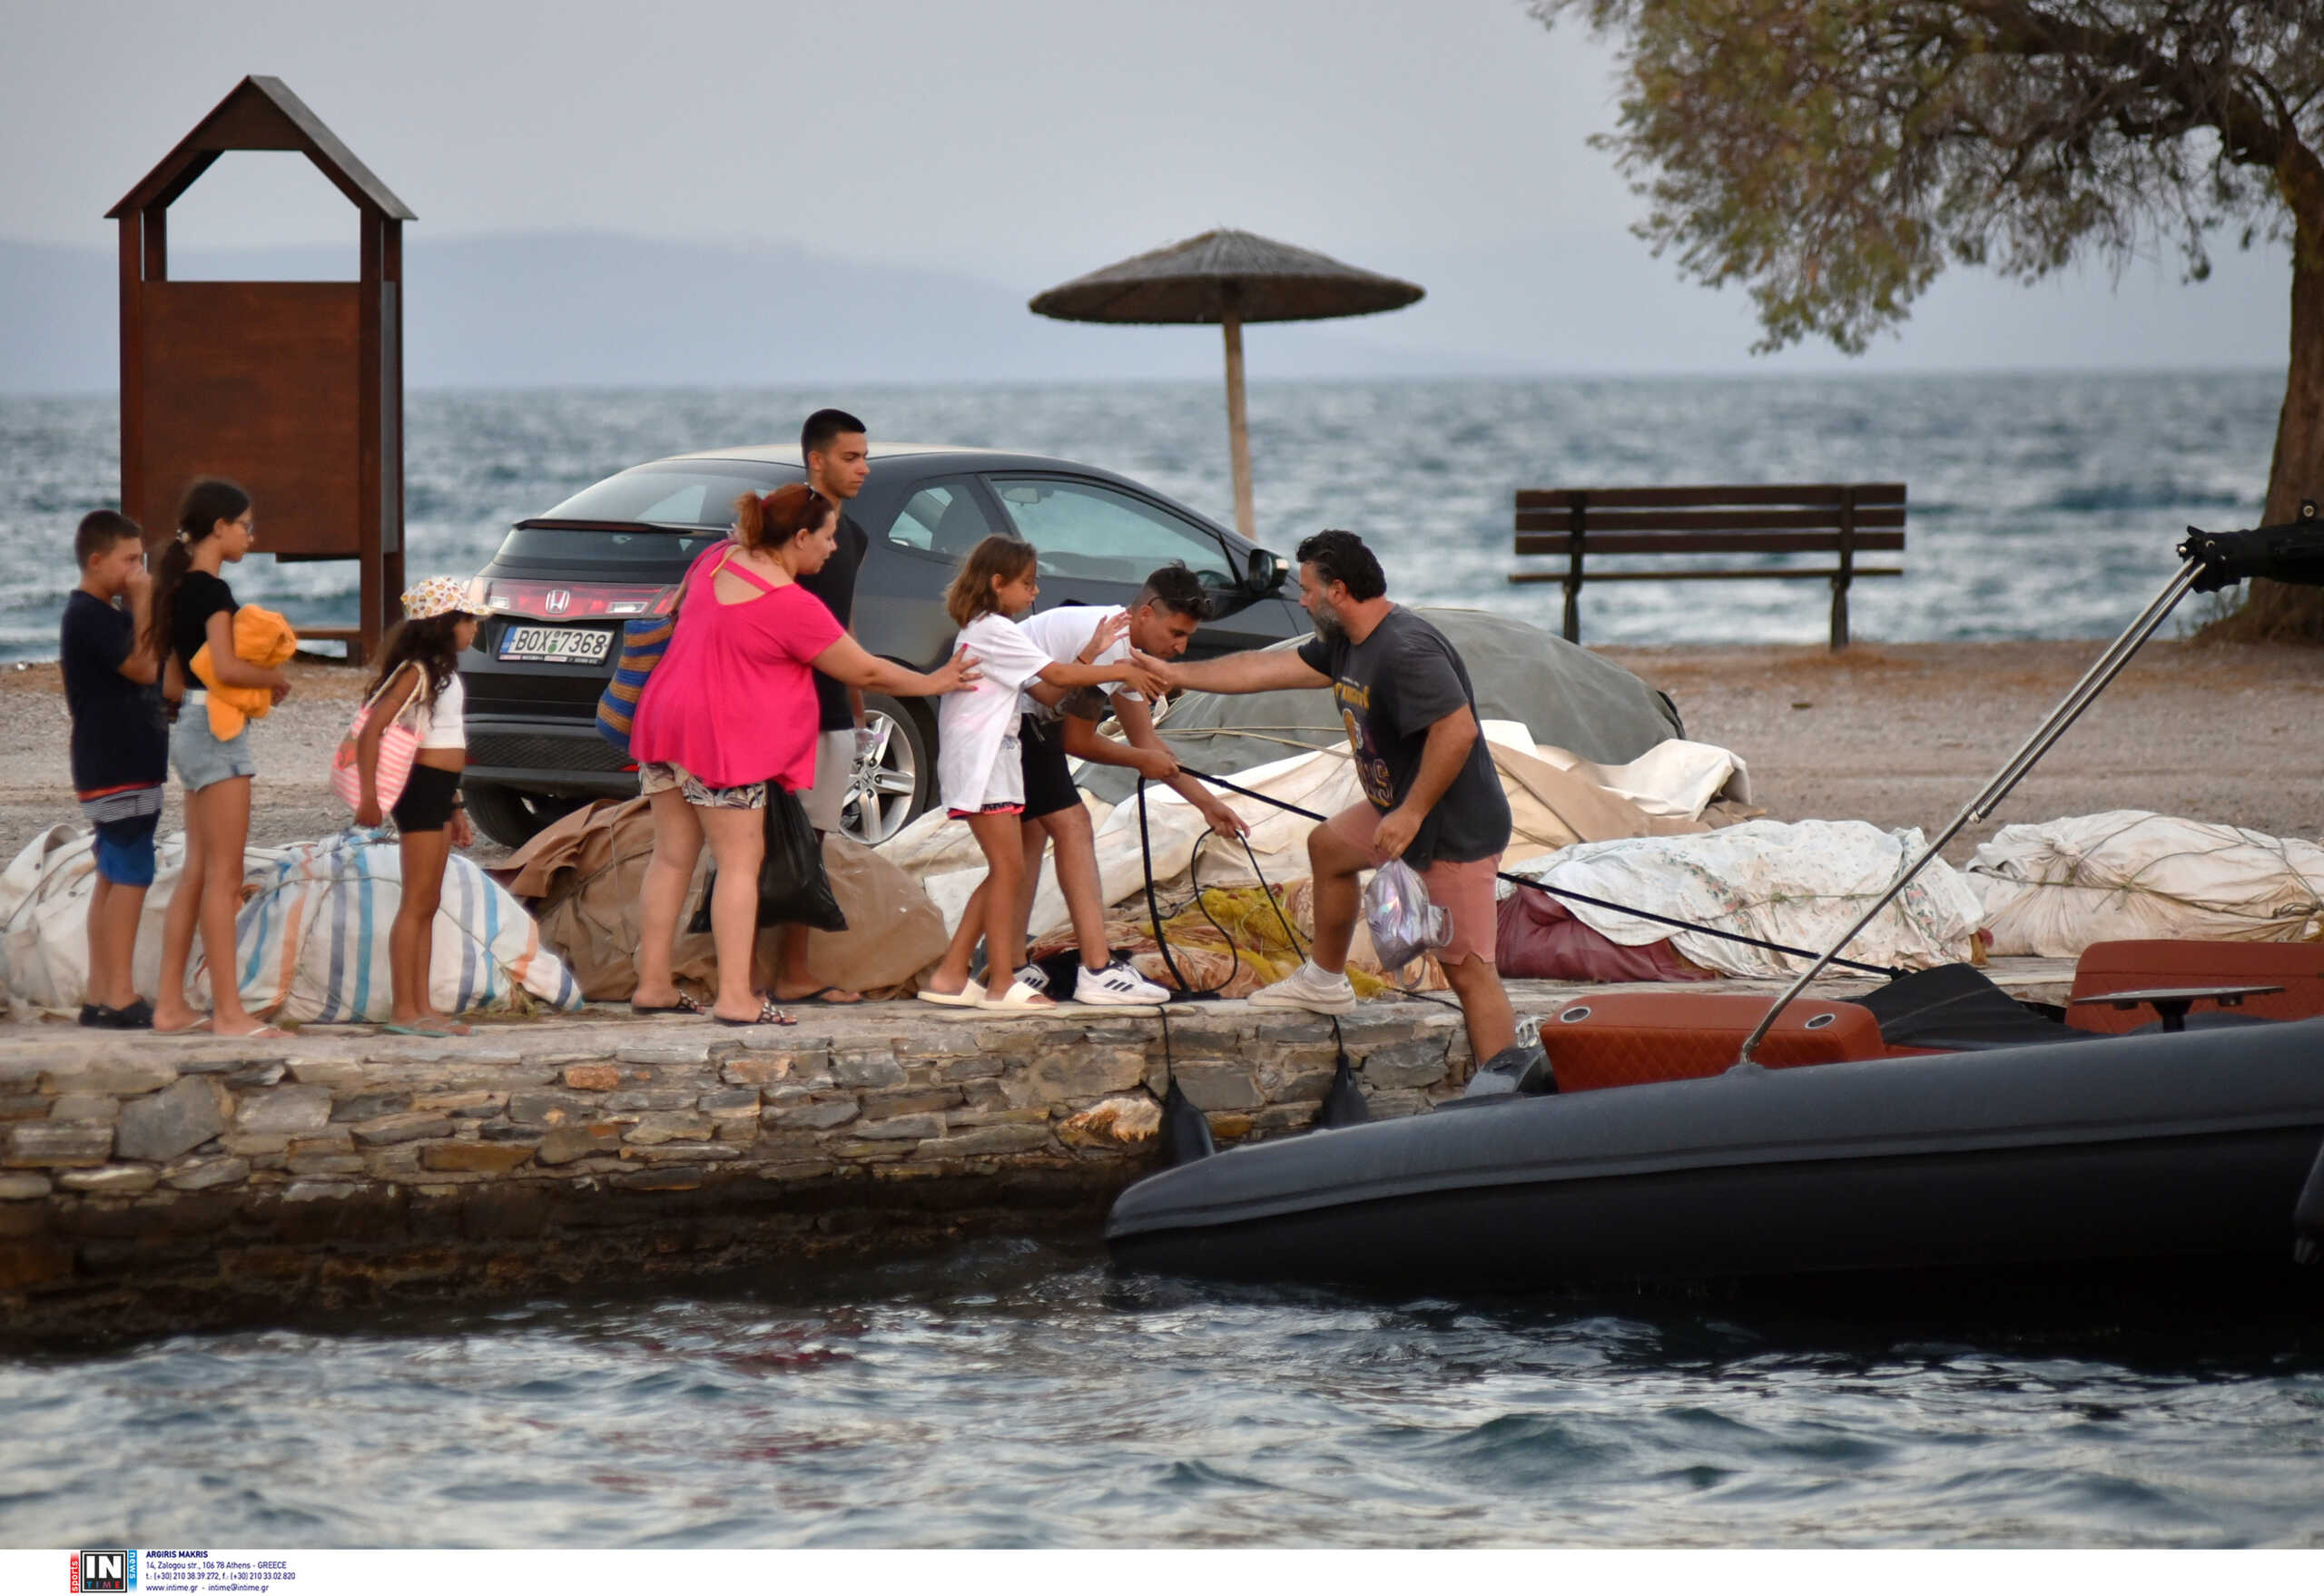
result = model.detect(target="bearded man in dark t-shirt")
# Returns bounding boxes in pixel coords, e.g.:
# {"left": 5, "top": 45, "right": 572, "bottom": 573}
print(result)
{"left": 780, "top": 408, "right": 874, "bottom": 1005}
{"left": 1143, "top": 529, "right": 1529, "bottom": 1077}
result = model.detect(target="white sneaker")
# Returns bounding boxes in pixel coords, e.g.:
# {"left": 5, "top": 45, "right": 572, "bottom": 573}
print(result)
{"left": 1247, "top": 961, "right": 1356, "bottom": 1014}
{"left": 1075, "top": 958, "right": 1170, "bottom": 1006}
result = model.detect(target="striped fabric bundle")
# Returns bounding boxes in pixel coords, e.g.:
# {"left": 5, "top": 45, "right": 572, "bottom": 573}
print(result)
{"left": 596, "top": 613, "right": 675, "bottom": 756}
{"left": 223, "top": 832, "right": 583, "bottom": 1023}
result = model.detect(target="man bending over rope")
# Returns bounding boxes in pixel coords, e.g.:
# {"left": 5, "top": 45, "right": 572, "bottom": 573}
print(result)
{"left": 1138, "top": 530, "right": 1523, "bottom": 1072}
{"left": 976, "top": 566, "right": 1248, "bottom": 1004}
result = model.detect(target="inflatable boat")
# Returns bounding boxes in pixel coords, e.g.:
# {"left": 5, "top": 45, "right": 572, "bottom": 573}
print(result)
{"left": 1107, "top": 984, "right": 2324, "bottom": 1290}
{"left": 1108, "top": 509, "right": 2324, "bottom": 1292}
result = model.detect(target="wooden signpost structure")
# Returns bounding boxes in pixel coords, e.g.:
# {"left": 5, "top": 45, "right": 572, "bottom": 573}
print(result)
{"left": 108, "top": 76, "right": 412, "bottom": 662}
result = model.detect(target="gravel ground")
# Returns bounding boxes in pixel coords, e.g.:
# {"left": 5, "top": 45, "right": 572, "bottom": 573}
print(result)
{"left": 0, "top": 658, "right": 500, "bottom": 865}
{"left": 1600, "top": 639, "right": 2324, "bottom": 858}
{"left": 4, "top": 639, "right": 2319, "bottom": 870}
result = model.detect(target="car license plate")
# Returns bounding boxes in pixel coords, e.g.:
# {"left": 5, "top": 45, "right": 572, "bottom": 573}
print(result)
{"left": 497, "top": 625, "right": 615, "bottom": 665}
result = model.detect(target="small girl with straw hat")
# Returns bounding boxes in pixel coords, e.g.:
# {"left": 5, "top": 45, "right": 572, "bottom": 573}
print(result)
{"left": 351, "top": 574, "right": 482, "bottom": 1036}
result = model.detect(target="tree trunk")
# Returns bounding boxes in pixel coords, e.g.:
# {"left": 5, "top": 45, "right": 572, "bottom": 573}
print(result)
{"left": 2205, "top": 141, "right": 2324, "bottom": 642}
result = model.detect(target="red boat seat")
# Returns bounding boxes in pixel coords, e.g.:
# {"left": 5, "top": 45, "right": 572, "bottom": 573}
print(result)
{"left": 1538, "top": 992, "right": 1888, "bottom": 1093}
{"left": 2065, "top": 940, "right": 2324, "bottom": 1033}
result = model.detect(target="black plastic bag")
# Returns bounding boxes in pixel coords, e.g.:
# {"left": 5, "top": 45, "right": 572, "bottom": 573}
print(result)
{"left": 687, "top": 786, "right": 849, "bottom": 934}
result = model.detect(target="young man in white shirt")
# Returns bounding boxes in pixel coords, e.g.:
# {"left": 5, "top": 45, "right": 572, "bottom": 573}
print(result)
{"left": 1011, "top": 566, "right": 1246, "bottom": 1003}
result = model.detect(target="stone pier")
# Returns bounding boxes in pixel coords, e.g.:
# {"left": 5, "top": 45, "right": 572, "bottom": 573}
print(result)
{"left": 1, "top": 963, "right": 2076, "bottom": 1345}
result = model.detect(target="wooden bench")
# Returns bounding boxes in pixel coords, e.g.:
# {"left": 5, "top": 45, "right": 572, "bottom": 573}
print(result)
{"left": 1509, "top": 482, "right": 1906, "bottom": 650}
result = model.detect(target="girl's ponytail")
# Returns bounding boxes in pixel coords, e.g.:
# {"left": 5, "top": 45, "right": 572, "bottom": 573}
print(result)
{"left": 145, "top": 478, "right": 251, "bottom": 665}
{"left": 142, "top": 538, "right": 191, "bottom": 665}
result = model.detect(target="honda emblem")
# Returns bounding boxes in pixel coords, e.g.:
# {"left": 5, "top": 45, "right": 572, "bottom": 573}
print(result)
{"left": 544, "top": 589, "right": 572, "bottom": 615}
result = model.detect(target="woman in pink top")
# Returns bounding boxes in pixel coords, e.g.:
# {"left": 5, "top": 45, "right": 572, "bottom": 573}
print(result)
{"left": 629, "top": 483, "right": 977, "bottom": 1025}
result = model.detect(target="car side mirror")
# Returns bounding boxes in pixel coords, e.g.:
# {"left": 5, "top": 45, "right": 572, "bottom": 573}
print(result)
{"left": 1247, "top": 548, "right": 1288, "bottom": 591}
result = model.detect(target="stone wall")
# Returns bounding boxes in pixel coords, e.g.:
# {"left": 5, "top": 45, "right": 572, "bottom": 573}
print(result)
{"left": 1, "top": 1000, "right": 1477, "bottom": 1345}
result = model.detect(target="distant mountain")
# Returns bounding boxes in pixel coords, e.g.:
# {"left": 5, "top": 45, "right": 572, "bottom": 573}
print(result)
{"left": 0, "top": 231, "right": 1536, "bottom": 394}
{"left": 1, "top": 226, "right": 2286, "bottom": 396}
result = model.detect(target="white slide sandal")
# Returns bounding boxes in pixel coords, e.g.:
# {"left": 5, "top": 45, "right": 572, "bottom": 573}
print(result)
{"left": 916, "top": 979, "right": 987, "bottom": 1008}
{"left": 976, "top": 979, "right": 1057, "bottom": 1011}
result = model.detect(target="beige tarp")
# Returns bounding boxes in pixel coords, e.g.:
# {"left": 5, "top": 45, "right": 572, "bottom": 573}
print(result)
{"left": 884, "top": 726, "right": 1748, "bottom": 940}
{"left": 500, "top": 799, "right": 950, "bottom": 1000}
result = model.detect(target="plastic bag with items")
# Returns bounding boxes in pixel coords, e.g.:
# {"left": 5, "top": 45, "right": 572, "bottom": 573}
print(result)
{"left": 1364, "top": 858, "right": 1449, "bottom": 980}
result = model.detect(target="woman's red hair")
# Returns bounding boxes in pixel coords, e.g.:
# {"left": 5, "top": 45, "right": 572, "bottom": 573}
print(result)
{"left": 733, "top": 482, "right": 833, "bottom": 552}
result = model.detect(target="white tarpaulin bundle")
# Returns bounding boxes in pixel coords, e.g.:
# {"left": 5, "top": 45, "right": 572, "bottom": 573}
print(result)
{"left": 882, "top": 726, "right": 1750, "bottom": 940}
{"left": 0, "top": 825, "right": 582, "bottom": 1021}
{"left": 0, "top": 823, "right": 179, "bottom": 1010}
{"left": 1501, "top": 818, "right": 1987, "bottom": 979}
{"left": 1967, "top": 810, "right": 2324, "bottom": 956}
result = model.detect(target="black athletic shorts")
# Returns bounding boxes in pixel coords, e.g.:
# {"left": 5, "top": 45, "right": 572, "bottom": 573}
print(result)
{"left": 394, "top": 764, "right": 462, "bottom": 833}
{"left": 1018, "top": 714, "right": 1079, "bottom": 820}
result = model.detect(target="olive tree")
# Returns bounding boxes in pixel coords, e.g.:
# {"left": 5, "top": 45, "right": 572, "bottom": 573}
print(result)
{"left": 1531, "top": 0, "right": 2324, "bottom": 638}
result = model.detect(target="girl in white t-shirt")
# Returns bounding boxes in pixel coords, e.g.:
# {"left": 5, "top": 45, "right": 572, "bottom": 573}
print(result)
{"left": 922, "top": 536, "right": 1156, "bottom": 1010}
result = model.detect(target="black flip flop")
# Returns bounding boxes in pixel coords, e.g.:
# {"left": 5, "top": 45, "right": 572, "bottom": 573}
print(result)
{"left": 630, "top": 995, "right": 702, "bottom": 1017}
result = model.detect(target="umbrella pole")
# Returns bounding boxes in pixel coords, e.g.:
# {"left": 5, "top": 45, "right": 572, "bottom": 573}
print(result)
{"left": 1222, "top": 306, "right": 1256, "bottom": 539}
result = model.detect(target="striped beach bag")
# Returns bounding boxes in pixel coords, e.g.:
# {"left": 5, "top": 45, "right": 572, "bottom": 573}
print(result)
{"left": 596, "top": 547, "right": 726, "bottom": 755}
{"left": 330, "top": 673, "right": 423, "bottom": 813}
{"left": 595, "top": 612, "right": 674, "bottom": 757}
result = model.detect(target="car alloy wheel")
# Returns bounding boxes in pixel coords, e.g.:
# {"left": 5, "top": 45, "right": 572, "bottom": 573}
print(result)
{"left": 842, "top": 704, "right": 923, "bottom": 845}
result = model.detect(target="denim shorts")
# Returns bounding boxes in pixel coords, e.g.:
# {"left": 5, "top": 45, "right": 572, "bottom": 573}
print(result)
{"left": 170, "top": 711, "right": 258, "bottom": 793}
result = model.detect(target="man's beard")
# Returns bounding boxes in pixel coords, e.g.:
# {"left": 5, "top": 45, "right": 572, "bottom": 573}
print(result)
{"left": 1308, "top": 604, "right": 1346, "bottom": 645}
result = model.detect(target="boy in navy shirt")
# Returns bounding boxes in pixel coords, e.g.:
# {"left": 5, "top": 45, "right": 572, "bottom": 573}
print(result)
{"left": 60, "top": 510, "right": 166, "bottom": 1028}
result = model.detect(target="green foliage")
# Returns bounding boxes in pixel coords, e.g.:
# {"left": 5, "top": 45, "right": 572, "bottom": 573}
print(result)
{"left": 1531, "top": 1, "right": 2324, "bottom": 353}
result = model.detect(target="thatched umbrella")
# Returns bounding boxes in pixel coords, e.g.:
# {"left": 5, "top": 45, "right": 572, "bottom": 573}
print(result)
{"left": 1029, "top": 230, "right": 1423, "bottom": 539}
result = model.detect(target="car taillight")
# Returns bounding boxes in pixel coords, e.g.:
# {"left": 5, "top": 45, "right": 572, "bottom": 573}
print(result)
{"left": 468, "top": 578, "right": 677, "bottom": 622}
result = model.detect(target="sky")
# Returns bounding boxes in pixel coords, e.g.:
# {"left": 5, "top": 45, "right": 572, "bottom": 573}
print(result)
{"left": 0, "top": 0, "right": 2293, "bottom": 379}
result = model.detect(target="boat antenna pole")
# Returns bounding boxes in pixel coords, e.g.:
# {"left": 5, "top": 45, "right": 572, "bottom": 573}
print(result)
{"left": 1734, "top": 503, "right": 2324, "bottom": 1069}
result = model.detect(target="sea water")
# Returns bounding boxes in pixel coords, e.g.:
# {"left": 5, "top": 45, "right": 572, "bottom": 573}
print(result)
{"left": 0, "top": 369, "right": 2280, "bottom": 660}
{"left": 3, "top": 370, "right": 2318, "bottom": 1548}
{"left": 4, "top": 1243, "right": 2321, "bottom": 1548}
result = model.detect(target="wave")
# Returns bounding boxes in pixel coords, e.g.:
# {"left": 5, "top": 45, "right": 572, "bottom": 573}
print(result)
{"left": 2036, "top": 485, "right": 2257, "bottom": 515}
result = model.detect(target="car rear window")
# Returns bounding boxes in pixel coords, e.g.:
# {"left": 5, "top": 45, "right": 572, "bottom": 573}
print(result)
{"left": 489, "top": 527, "right": 728, "bottom": 565}
{"left": 536, "top": 460, "right": 803, "bottom": 527}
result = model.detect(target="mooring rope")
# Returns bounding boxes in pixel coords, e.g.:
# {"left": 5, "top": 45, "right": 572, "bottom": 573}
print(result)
{"left": 1166, "top": 764, "right": 1905, "bottom": 980}
{"left": 1135, "top": 774, "right": 1471, "bottom": 1019}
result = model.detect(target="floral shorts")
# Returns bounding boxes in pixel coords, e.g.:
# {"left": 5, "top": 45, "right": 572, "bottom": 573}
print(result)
{"left": 638, "top": 761, "right": 767, "bottom": 810}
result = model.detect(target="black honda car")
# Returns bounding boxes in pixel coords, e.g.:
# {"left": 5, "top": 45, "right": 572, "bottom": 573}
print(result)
{"left": 459, "top": 444, "right": 1308, "bottom": 846}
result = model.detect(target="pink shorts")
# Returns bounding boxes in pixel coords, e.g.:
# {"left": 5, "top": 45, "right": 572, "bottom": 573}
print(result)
{"left": 1322, "top": 803, "right": 1502, "bottom": 967}
{"left": 950, "top": 802, "right": 1025, "bottom": 821}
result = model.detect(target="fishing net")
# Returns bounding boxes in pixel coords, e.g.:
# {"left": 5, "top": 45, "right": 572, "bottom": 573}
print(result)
{"left": 1029, "top": 878, "right": 1447, "bottom": 999}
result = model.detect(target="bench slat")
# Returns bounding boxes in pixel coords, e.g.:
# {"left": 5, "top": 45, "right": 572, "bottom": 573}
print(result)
{"left": 1513, "top": 507, "right": 1906, "bottom": 535}
{"left": 1515, "top": 530, "right": 1905, "bottom": 556}
{"left": 1515, "top": 483, "right": 1905, "bottom": 510}
{"left": 1509, "top": 566, "right": 1905, "bottom": 585}
{"left": 1509, "top": 480, "right": 1907, "bottom": 649}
